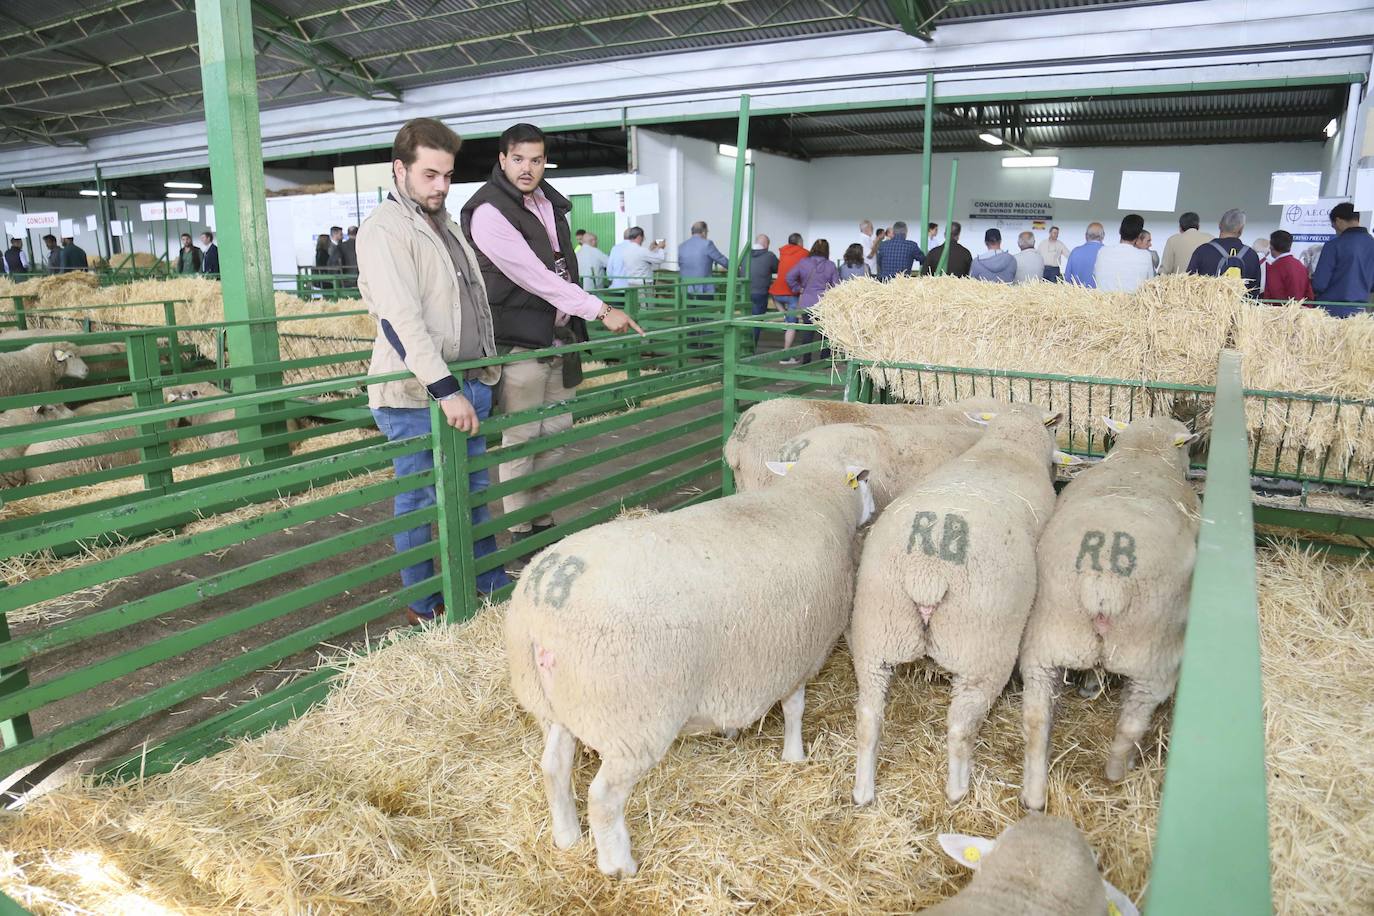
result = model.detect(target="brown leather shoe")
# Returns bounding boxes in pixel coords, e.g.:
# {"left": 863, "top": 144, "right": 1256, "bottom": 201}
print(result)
{"left": 405, "top": 603, "right": 446, "bottom": 626}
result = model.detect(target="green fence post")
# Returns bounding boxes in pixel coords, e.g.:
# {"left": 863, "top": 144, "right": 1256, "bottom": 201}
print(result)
{"left": 720, "top": 93, "right": 751, "bottom": 496}
{"left": 919, "top": 72, "right": 935, "bottom": 254}
{"left": 1147, "top": 349, "right": 1271, "bottom": 914}
{"left": 162, "top": 300, "right": 183, "bottom": 375}
{"left": 842, "top": 360, "right": 860, "bottom": 402}
{"left": 624, "top": 287, "right": 642, "bottom": 380}
{"left": 0, "top": 586, "right": 34, "bottom": 751}
{"left": 431, "top": 401, "right": 480, "bottom": 624}
{"left": 936, "top": 159, "right": 959, "bottom": 276}
{"left": 127, "top": 331, "right": 176, "bottom": 494}
{"left": 10, "top": 296, "right": 27, "bottom": 331}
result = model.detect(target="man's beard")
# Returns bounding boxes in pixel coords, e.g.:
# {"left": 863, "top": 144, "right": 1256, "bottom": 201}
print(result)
{"left": 404, "top": 173, "right": 445, "bottom": 216}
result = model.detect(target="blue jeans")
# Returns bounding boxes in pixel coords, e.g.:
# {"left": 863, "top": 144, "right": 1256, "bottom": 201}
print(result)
{"left": 1321, "top": 303, "right": 1364, "bottom": 318}
{"left": 372, "top": 380, "right": 510, "bottom": 617}
{"left": 749, "top": 292, "right": 769, "bottom": 345}
{"left": 775, "top": 294, "right": 800, "bottom": 323}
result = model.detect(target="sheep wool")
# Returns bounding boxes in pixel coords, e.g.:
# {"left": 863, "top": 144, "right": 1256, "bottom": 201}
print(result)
{"left": 724, "top": 395, "right": 1002, "bottom": 493}
{"left": 22, "top": 411, "right": 142, "bottom": 484}
{"left": 850, "top": 406, "right": 1060, "bottom": 807}
{"left": 0, "top": 343, "right": 89, "bottom": 398}
{"left": 1018, "top": 415, "right": 1200, "bottom": 811}
{"left": 163, "top": 381, "right": 299, "bottom": 449}
{"left": 923, "top": 814, "right": 1107, "bottom": 916}
{"left": 0, "top": 404, "right": 75, "bottom": 488}
{"left": 504, "top": 450, "right": 875, "bottom": 878}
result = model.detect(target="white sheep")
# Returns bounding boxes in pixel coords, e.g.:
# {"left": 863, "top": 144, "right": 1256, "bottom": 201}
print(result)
{"left": 1018, "top": 415, "right": 1200, "bottom": 811}
{"left": 505, "top": 450, "right": 876, "bottom": 877}
{"left": 0, "top": 343, "right": 89, "bottom": 398}
{"left": 850, "top": 406, "right": 1072, "bottom": 806}
{"left": 0, "top": 329, "right": 126, "bottom": 361}
{"left": 163, "top": 382, "right": 299, "bottom": 449}
{"left": 724, "top": 395, "right": 1002, "bottom": 492}
{"left": 0, "top": 404, "right": 76, "bottom": 488}
{"left": 22, "top": 407, "right": 142, "bottom": 484}
{"left": 774, "top": 421, "right": 980, "bottom": 512}
{"left": 924, "top": 814, "right": 1120, "bottom": 916}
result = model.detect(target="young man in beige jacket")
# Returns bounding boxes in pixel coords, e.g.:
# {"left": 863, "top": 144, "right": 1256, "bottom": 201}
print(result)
{"left": 359, "top": 117, "right": 510, "bottom": 624}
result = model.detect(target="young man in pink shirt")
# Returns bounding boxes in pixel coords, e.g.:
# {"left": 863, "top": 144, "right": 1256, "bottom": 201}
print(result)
{"left": 462, "top": 123, "right": 642, "bottom": 549}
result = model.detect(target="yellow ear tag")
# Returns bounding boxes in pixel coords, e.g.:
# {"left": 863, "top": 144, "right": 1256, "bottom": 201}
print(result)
{"left": 979, "top": 412, "right": 996, "bottom": 421}
{"left": 1172, "top": 435, "right": 1190, "bottom": 447}
{"left": 1107, "top": 903, "right": 1122, "bottom": 916}
{"left": 846, "top": 472, "right": 860, "bottom": 490}
{"left": 962, "top": 846, "right": 981, "bottom": 864}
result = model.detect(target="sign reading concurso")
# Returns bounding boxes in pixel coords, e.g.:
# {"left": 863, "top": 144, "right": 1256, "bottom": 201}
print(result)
{"left": 968, "top": 200, "right": 1054, "bottom": 221}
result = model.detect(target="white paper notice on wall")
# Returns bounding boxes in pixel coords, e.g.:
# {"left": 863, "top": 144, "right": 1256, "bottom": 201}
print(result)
{"left": 187, "top": 204, "right": 200, "bottom": 222}
{"left": 85, "top": 214, "right": 98, "bottom": 231}
{"left": 591, "top": 189, "right": 621, "bottom": 214}
{"left": 23, "top": 212, "right": 59, "bottom": 230}
{"left": 163, "top": 200, "right": 188, "bottom": 220}
{"left": 1353, "top": 168, "right": 1374, "bottom": 212}
{"left": 1269, "top": 172, "right": 1321, "bottom": 206}
{"left": 140, "top": 202, "right": 165, "bottom": 221}
{"left": 1117, "top": 170, "right": 1180, "bottom": 212}
{"left": 3, "top": 223, "right": 16, "bottom": 239}
{"left": 623, "top": 183, "right": 660, "bottom": 216}
{"left": 111, "top": 221, "right": 124, "bottom": 237}
{"left": 1049, "top": 168, "right": 1094, "bottom": 201}
{"left": 206, "top": 205, "right": 216, "bottom": 230}
{"left": 59, "top": 219, "right": 76, "bottom": 237}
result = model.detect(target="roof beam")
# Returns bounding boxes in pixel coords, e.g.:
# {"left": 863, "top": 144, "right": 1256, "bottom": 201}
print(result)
{"left": 249, "top": 1, "right": 402, "bottom": 102}
{"left": 0, "top": 111, "right": 85, "bottom": 148}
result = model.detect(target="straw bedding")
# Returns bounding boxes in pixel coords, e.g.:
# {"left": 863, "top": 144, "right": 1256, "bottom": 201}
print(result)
{"left": 0, "top": 546, "right": 1364, "bottom": 914}
{"left": 813, "top": 275, "right": 1374, "bottom": 475}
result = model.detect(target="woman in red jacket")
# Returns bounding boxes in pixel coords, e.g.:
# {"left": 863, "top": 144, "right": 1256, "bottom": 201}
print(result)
{"left": 1262, "top": 230, "right": 1313, "bottom": 304}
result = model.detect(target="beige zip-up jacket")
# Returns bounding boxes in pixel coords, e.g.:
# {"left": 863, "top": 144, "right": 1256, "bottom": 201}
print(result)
{"left": 360, "top": 185, "right": 500, "bottom": 409}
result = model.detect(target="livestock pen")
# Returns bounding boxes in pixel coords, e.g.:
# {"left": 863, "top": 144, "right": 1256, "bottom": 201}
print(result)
{"left": 0, "top": 285, "right": 1369, "bottom": 911}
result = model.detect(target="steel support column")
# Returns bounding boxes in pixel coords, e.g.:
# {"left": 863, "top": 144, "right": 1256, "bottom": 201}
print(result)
{"left": 720, "top": 93, "right": 750, "bottom": 496}
{"left": 196, "top": 0, "right": 286, "bottom": 461}
{"left": 93, "top": 164, "right": 114, "bottom": 262}
{"left": 919, "top": 72, "right": 934, "bottom": 257}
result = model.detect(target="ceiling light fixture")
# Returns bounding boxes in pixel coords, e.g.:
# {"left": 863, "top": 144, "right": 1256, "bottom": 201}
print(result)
{"left": 1001, "top": 156, "right": 1061, "bottom": 168}
{"left": 165, "top": 192, "right": 198, "bottom": 199}
{"left": 717, "top": 143, "right": 753, "bottom": 162}
{"left": 978, "top": 132, "right": 1004, "bottom": 146}
{"left": 79, "top": 189, "right": 116, "bottom": 197}
{"left": 1324, "top": 118, "right": 1338, "bottom": 139}
{"left": 164, "top": 181, "right": 204, "bottom": 190}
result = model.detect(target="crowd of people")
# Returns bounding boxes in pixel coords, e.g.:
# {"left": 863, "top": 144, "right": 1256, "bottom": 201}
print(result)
{"left": 1, "top": 229, "right": 226, "bottom": 276}
{"left": 312, "top": 225, "right": 358, "bottom": 281}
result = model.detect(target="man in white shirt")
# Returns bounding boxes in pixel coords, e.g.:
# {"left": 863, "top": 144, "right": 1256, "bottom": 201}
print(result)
{"left": 607, "top": 226, "right": 665, "bottom": 288}
{"left": 1093, "top": 214, "right": 1156, "bottom": 293}
{"left": 576, "top": 232, "right": 609, "bottom": 290}
{"left": 1013, "top": 231, "right": 1044, "bottom": 284}
{"left": 1037, "top": 225, "right": 1070, "bottom": 281}
{"left": 856, "top": 219, "right": 876, "bottom": 275}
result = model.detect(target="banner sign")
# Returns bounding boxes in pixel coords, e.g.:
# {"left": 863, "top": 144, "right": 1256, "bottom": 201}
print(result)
{"left": 1279, "top": 197, "right": 1342, "bottom": 271}
{"left": 140, "top": 201, "right": 189, "bottom": 221}
{"left": 22, "top": 212, "right": 59, "bottom": 230}
{"left": 968, "top": 199, "right": 1053, "bottom": 221}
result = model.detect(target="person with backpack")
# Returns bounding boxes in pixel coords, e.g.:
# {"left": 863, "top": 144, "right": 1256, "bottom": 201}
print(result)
{"left": 1185, "top": 207, "right": 1262, "bottom": 296}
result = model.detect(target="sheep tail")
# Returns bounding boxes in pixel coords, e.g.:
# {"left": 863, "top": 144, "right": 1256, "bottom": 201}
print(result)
{"left": 1077, "top": 575, "right": 1132, "bottom": 636}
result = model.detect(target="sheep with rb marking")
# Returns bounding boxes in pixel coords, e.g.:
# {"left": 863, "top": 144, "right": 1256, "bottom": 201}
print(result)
{"left": 0, "top": 343, "right": 88, "bottom": 398}
{"left": 1018, "top": 415, "right": 1200, "bottom": 811}
{"left": 724, "top": 395, "right": 1002, "bottom": 492}
{"left": 505, "top": 447, "right": 877, "bottom": 877}
{"left": 850, "top": 406, "right": 1073, "bottom": 807}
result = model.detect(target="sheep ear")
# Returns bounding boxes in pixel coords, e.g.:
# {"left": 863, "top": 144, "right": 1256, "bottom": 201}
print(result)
{"left": 844, "top": 465, "right": 870, "bottom": 489}
{"left": 1173, "top": 432, "right": 1200, "bottom": 448}
{"left": 765, "top": 460, "right": 794, "bottom": 477}
{"left": 964, "top": 411, "right": 993, "bottom": 426}
{"left": 937, "top": 833, "right": 996, "bottom": 871}
{"left": 1101, "top": 416, "right": 1130, "bottom": 433}
{"left": 52, "top": 348, "right": 69, "bottom": 361}
{"left": 1043, "top": 411, "right": 1063, "bottom": 428}
{"left": 1053, "top": 450, "right": 1084, "bottom": 466}
{"left": 1103, "top": 880, "right": 1140, "bottom": 916}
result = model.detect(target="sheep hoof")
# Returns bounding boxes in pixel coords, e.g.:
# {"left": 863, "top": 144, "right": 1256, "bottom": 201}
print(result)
{"left": 720, "top": 728, "right": 739, "bottom": 740}
{"left": 852, "top": 785, "right": 874, "bottom": 807}
{"left": 597, "top": 852, "right": 639, "bottom": 878}
{"left": 1019, "top": 789, "right": 1046, "bottom": 811}
{"left": 1105, "top": 759, "right": 1129, "bottom": 783}
{"left": 553, "top": 823, "right": 582, "bottom": 849}
{"left": 781, "top": 745, "right": 806, "bottom": 764}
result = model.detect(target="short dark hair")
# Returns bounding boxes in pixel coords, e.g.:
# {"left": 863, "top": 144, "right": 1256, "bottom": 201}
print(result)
{"left": 347, "top": 226, "right": 358, "bottom": 235}
{"left": 1269, "top": 229, "right": 1293, "bottom": 254}
{"left": 330, "top": 226, "right": 342, "bottom": 234}
{"left": 1179, "top": 211, "right": 1200, "bottom": 231}
{"left": 984, "top": 228, "right": 1001, "bottom": 245}
{"left": 927, "top": 222, "right": 937, "bottom": 232}
{"left": 201, "top": 231, "right": 214, "bottom": 241}
{"left": 788, "top": 232, "right": 803, "bottom": 246}
{"left": 42, "top": 234, "right": 55, "bottom": 244}
{"left": 843, "top": 243, "right": 864, "bottom": 266}
{"left": 950, "top": 221, "right": 962, "bottom": 241}
{"left": 574, "top": 228, "right": 586, "bottom": 237}
{"left": 691, "top": 221, "right": 708, "bottom": 235}
{"left": 499, "top": 122, "right": 546, "bottom": 155}
{"left": 1050, "top": 225, "right": 1060, "bottom": 231}
{"left": 392, "top": 117, "right": 461, "bottom": 167}
{"left": 625, "top": 226, "right": 644, "bottom": 241}
{"left": 180, "top": 233, "right": 192, "bottom": 242}
{"left": 809, "top": 239, "right": 830, "bottom": 258}
{"left": 1119, "top": 213, "right": 1145, "bottom": 242}
{"left": 1330, "top": 201, "right": 1357, "bottom": 223}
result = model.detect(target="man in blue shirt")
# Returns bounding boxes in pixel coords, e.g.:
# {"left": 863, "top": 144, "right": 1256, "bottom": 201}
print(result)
{"left": 677, "top": 221, "right": 730, "bottom": 296}
{"left": 875, "top": 220, "right": 924, "bottom": 280}
{"left": 1312, "top": 202, "right": 1374, "bottom": 318}
{"left": 1063, "top": 222, "right": 1105, "bottom": 287}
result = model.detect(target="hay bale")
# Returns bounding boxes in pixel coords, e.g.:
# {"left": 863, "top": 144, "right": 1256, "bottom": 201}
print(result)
{"left": 813, "top": 274, "right": 1374, "bottom": 474}
{"left": 0, "top": 547, "right": 1359, "bottom": 914}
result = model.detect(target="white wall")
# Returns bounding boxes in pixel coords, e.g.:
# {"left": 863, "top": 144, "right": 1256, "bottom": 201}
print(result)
{"left": 805, "top": 142, "right": 1330, "bottom": 257}
{"left": 0, "top": 195, "right": 213, "bottom": 261}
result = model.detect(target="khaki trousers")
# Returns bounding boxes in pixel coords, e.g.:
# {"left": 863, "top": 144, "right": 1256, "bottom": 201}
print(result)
{"left": 498, "top": 347, "right": 575, "bottom": 530}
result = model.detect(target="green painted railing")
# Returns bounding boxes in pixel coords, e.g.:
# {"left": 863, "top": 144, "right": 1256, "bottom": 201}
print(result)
{"left": 1148, "top": 349, "right": 1271, "bottom": 913}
